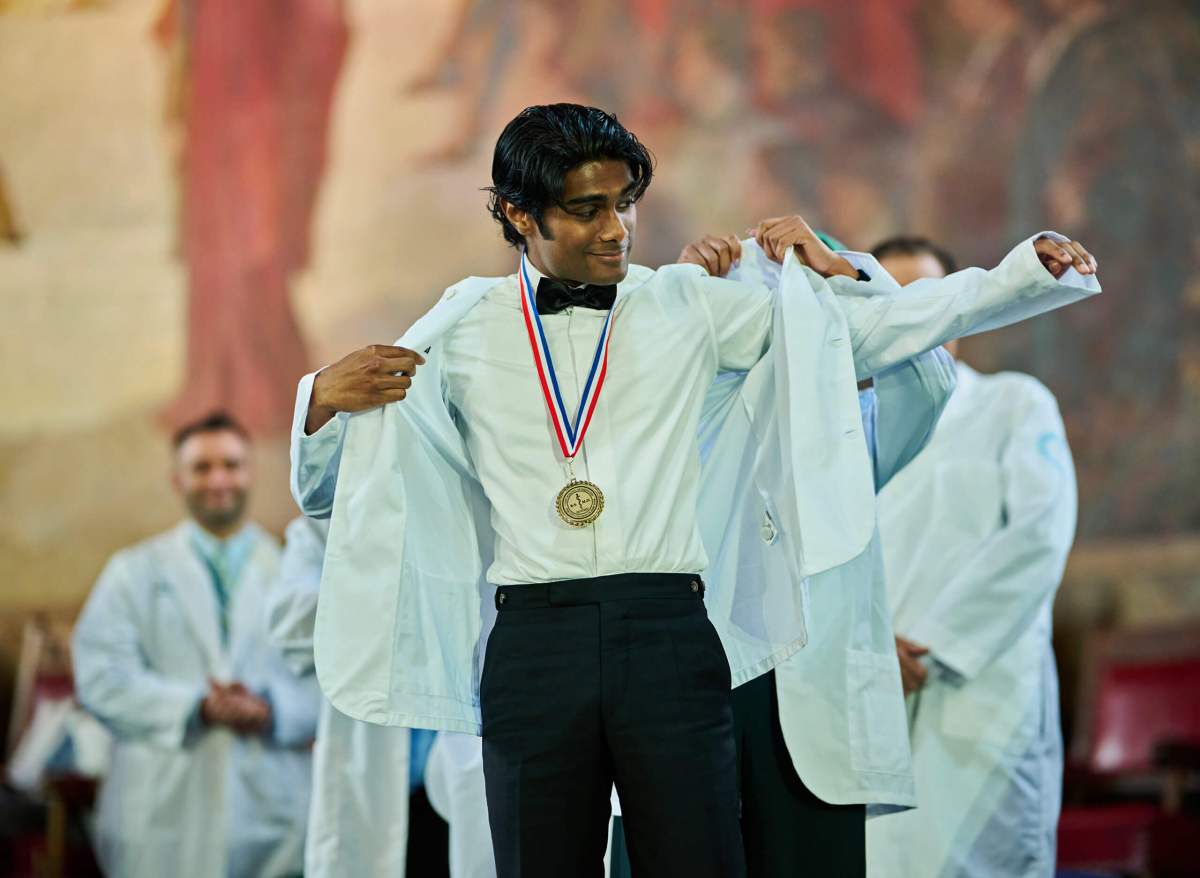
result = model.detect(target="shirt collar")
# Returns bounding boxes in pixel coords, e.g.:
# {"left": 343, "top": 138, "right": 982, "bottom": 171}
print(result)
{"left": 187, "top": 521, "right": 255, "bottom": 578}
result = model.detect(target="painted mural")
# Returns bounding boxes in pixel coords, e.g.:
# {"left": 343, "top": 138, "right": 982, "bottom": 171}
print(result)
{"left": 0, "top": 0, "right": 1197, "bottom": 630}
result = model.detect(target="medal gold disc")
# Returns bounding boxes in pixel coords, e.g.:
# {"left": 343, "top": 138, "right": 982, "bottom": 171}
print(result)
{"left": 555, "top": 479, "right": 605, "bottom": 527}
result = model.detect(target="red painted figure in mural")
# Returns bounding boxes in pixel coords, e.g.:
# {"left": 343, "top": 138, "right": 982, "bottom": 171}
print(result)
{"left": 155, "top": 0, "right": 348, "bottom": 434}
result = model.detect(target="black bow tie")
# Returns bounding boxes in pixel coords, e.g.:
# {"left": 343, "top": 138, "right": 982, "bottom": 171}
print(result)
{"left": 535, "top": 277, "right": 617, "bottom": 315}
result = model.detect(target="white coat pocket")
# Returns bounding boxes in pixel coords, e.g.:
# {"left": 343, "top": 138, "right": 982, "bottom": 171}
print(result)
{"left": 846, "top": 648, "right": 913, "bottom": 778}
{"left": 939, "top": 674, "right": 1039, "bottom": 755}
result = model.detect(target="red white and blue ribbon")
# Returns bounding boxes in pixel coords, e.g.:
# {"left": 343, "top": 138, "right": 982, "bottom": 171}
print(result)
{"left": 517, "top": 254, "right": 616, "bottom": 459}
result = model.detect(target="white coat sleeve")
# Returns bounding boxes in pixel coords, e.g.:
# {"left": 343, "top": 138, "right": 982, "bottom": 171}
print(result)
{"left": 262, "top": 673, "right": 321, "bottom": 748}
{"left": 265, "top": 517, "right": 329, "bottom": 676}
{"left": 822, "top": 234, "right": 1101, "bottom": 379}
{"left": 696, "top": 274, "right": 775, "bottom": 372}
{"left": 903, "top": 382, "right": 1077, "bottom": 680}
{"left": 290, "top": 370, "right": 349, "bottom": 518}
{"left": 72, "top": 555, "right": 206, "bottom": 749}
{"left": 872, "top": 347, "right": 957, "bottom": 490}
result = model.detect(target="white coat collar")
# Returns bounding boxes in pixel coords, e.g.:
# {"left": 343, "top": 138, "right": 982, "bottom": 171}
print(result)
{"left": 942, "top": 360, "right": 981, "bottom": 422}
{"left": 163, "top": 521, "right": 227, "bottom": 671}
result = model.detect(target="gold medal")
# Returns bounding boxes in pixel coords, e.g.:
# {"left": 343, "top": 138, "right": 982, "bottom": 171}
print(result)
{"left": 555, "top": 479, "right": 605, "bottom": 527}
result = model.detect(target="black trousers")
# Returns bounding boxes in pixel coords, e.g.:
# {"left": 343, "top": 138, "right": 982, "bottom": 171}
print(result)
{"left": 611, "top": 670, "right": 866, "bottom": 878}
{"left": 480, "top": 572, "right": 746, "bottom": 878}
{"left": 733, "top": 670, "right": 866, "bottom": 878}
{"left": 405, "top": 786, "right": 450, "bottom": 878}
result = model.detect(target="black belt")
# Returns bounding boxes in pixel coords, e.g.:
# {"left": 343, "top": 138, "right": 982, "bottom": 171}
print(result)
{"left": 494, "top": 572, "right": 703, "bottom": 611}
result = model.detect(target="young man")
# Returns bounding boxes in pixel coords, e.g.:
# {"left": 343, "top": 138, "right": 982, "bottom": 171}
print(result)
{"left": 291, "top": 104, "right": 1098, "bottom": 877}
{"left": 866, "top": 236, "right": 1077, "bottom": 877}
{"left": 73, "top": 413, "right": 319, "bottom": 878}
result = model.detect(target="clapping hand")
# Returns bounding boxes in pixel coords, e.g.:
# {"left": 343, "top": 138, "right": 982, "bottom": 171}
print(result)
{"left": 201, "top": 680, "right": 272, "bottom": 735}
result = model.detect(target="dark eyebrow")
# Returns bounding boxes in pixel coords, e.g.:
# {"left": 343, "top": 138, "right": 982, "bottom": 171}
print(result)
{"left": 563, "top": 194, "right": 607, "bottom": 207}
{"left": 562, "top": 181, "right": 639, "bottom": 207}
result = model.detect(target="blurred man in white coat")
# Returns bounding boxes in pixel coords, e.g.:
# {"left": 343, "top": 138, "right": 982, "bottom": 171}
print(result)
{"left": 866, "top": 237, "right": 1078, "bottom": 878}
{"left": 73, "top": 413, "right": 320, "bottom": 878}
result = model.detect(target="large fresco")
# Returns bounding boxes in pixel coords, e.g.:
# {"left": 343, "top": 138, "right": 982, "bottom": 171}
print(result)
{"left": 0, "top": 0, "right": 1197, "bottom": 630}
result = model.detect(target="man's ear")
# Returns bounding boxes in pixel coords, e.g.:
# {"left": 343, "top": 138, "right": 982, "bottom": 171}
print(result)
{"left": 502, "top": 199, "right": 536, "bottom": 239}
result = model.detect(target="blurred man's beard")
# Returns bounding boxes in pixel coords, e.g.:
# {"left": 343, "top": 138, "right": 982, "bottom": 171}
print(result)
{"left": 186, "top": 491, "right": 248, "bottom": 532}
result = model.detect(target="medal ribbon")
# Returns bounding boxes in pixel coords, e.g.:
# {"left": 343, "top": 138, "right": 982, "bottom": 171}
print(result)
{"left": 517, "top": 254, "right": 616, "bottom": 459}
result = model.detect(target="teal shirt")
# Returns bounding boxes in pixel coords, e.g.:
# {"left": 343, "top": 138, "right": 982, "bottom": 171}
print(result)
{"left": 188, "top": 522, "right": 256, "bottom": 645}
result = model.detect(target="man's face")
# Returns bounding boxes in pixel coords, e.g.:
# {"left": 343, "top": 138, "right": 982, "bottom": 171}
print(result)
{"left": 505, "top": 159, "right": 637, "bottom": 285}
{"left": 172, "top": 429, "right": 252, "bottom": 534}
{"left": 878, "top": 251, "right": 947, "bottom": 287}
{"left": 878, "top": 251, "right": 957, "bottom": 357}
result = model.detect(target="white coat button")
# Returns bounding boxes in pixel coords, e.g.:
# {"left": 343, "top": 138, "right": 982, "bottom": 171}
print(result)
{"left": 761, "top": 513, "right": 777, "bottom": 544}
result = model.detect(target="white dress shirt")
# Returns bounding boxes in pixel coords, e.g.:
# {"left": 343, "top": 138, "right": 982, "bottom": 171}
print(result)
{"left": 441, "top": 260, "right": 774, "bottom": 585}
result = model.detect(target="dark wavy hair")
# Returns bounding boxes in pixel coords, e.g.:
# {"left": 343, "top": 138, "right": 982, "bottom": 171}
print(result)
{"left": 172, "top": 411, "right": 250, "bottom": 448}
{"left": 869, "top": 235, "right": 959, "bottom": 276}
{"left": 486, "top": 104, "right": 655, "bottom": 248}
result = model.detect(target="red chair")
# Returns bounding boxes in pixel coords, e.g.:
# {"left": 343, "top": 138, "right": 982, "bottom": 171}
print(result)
{"left": 1058, "top": 625, "right": 1200, "bottom": 877}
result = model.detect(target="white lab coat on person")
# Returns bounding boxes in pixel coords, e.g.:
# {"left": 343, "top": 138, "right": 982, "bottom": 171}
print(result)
{"left": 866, "top": 363, "right": 1076, "bottom": 877}
{"left": 265, "top": 516, "right": 413, "bottom": 878}
{"left": 290, "top": 235, "right": 1097, "bottom": 735}
{"left": 698, "top": 255, "right": 957, "bottom": 812}
{"left": 72, "top": 522, "right": 319, "bottom": 878}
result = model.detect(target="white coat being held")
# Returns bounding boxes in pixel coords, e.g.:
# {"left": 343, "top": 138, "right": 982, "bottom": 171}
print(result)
{"left": 867, "top": 362, "right": 1077, "bottom": 877}
{"left": 73, "top": 522, "right": 320, "bottom": 878}
{"left": 701, "top": 246, "right": 960, "bottom": 811}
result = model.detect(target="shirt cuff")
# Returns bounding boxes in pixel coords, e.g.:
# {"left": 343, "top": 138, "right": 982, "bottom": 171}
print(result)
{"left": 907, "top": 617, "right": 985, "bottom": 682}
{"left": 182, "top": 691, "right": 208, "bottom": 745}
{"left": 837, "top": 251, "right": 901, "bottom": 290}
{"left": 293, "top": 370, "right": 345, "bottom": 442}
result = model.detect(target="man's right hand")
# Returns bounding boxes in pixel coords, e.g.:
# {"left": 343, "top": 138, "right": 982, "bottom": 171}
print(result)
{"left": 678, "top": 233, "right": 742, "bottom": 278}
{"left": 305, "top": 344, "right": 426, "bottom": 434}
{"left": 895, "top": 635, "right": 930, "bottom": 695}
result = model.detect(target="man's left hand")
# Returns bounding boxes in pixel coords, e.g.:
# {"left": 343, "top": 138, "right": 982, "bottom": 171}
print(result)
{"left": 751, "top": 214, "right": 858, "bottom": 279}
{"left": 1034, "top": 236, "right": 1097, "bottom": 279}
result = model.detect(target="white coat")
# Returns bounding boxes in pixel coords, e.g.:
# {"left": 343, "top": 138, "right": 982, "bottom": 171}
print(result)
{"left": 866, "top": 363, "right": 1076, "bottom": 877}
{"left": 290, "top": 235, "right": 1098, "bottom": 735}
{"left": 265, "top": 516, "right": 413, "bottom": 878}
{"left": 699, "top": 256, "right": 957, "bottom": 812}
{"left": 72, "top": 521, "right": 319, "bottom": 878}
